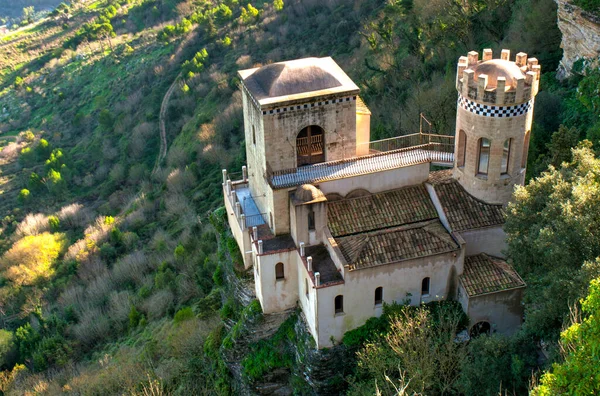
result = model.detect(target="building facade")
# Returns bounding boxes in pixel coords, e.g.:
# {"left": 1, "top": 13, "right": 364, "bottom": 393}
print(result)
{"left": 223, "top": 52, "right": 538, "bottom": 348}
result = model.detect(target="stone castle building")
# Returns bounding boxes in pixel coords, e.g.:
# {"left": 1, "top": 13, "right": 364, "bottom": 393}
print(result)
{"left": 223, "top": 50, "right": 540, "bottom": 348}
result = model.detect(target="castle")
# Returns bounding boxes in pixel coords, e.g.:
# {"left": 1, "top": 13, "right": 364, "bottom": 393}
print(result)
{"left": 222, "top": 50, "right": 540, "bottom": 348}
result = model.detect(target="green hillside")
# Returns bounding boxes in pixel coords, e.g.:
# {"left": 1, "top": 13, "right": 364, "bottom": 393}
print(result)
{"left": 0, "top": 0, "right": 599, "bottom": 394}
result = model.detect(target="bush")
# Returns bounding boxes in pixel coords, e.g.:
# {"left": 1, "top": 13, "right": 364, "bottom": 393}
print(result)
{"left": 17, "top": 189, "right": 31, "bottom": 204}
{"left": 1, "top": 233, "right": 67, "bottom": 286}
{"left": 48, "top": 215, "right": 60, "bottom": 231}
{"left": 0, "top": 329, "right": 15, "bottom": 369}
{"left": 174, "top": 307, "right": 195, "bottom": 324}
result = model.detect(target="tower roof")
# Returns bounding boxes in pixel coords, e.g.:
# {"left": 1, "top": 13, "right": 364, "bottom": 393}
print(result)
{"left": 239, "top": 57, "right": 359, "bottom": 107}
{"left": 472, "top": 59, "right": 525, "bottom": 90}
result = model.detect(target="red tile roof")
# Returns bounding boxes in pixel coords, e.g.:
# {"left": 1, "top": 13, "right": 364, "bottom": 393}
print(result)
{"left": 327, "top": 184, "right": 438, "bottom": 237}
{"left": 337, "top": 220, "right": 460, "bottom": 270}
{"left": 461, "top": 254, "right": 525, "bottom": 297}
{"left": 428, "top": 170, "right": 505, "bottom": 231}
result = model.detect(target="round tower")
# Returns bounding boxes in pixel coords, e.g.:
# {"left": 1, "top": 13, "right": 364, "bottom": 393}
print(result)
{"left": 453, "top": 49, "right": 541, "bottom": 205}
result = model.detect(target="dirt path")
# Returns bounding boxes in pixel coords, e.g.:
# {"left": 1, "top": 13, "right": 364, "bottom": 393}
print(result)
{"left": 152, "top": 75, "right": 179, "bottom": 176}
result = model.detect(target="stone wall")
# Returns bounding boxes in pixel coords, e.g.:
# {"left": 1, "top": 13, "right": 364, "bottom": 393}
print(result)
{"left": 555, "top": 0, "right": 600, "bottom": 78}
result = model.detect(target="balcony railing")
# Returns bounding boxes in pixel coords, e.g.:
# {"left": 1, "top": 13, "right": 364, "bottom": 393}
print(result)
{"left": 357, "top": 132, "right": 454, "bottom": 155}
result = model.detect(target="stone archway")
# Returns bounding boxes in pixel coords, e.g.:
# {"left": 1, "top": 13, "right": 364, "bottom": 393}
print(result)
{"left": 470, "top": 321, "right": 491, "bottom": 337}
{"left": 296, "top": 125, "right": 325, "bottom": 166}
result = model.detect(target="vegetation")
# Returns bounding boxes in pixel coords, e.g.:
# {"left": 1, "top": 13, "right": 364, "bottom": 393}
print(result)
{"left": 0, "top": 0, "right": 598, "bottom": 393}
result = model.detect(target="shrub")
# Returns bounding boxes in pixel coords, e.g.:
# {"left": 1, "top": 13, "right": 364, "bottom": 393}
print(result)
{"left": 1, "top": 232, "right": 67, "bottom": 286}
{"left": 32, "top": 335, "right": 72, "bottom": 371}
{"left": 17, "top": 189, "right": 31, "bottom": 204}
{"left": 0, "top": 329, "right": 15, "bottom": 369}
{"left": 19, "top": 130, "right": 35, "bottom": 143}
{"left": 129, "top": 305, "right": 142, "bottom": 329}
{"left": 212, "top": 265, "right": 224, "bottom": 286}
{"left": 274, "top": 0, "right": 284, "bottom": 11}
{"left": 174, "top": 307, "right": 195, "bottom": 324}
{"left": 48, "top": 215, "right": 60, "bottom": 231}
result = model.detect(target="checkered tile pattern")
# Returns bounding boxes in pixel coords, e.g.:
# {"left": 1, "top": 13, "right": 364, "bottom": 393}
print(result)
{"left": 262, "top": 96, "right": 356, "bottom": 115}
{"left": 458, "top": 94, "right": 531, "bottom": 118}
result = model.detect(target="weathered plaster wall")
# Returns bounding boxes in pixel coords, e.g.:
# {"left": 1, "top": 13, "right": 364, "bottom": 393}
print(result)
{"left": 315, "top": 248, "right": 464, "bottom": 348}
{"left": 224, "top": 187, "right": 252, "bottom": 268}
{"left": 555, "top": 0, "right": 600, "bottom": 78}
{"left": 453, "top": 104, "right": 532, "bottom": 205}
{"left": 460, "top": 285, "right": 525, "bottom": 335}
{"left": 356, "top": 111, "right": 371, "bottom": 156}
{"left": 291, "top": 201, "right": 327, "bottom": 248}
{"left": 459, "top": 226, "right": 507, "bottom": 258}
{"left": 255, "top": 249, "right": 299, "bottom": 313}
{"left": 318, "top": 162, "right": 430, "bottom": 197}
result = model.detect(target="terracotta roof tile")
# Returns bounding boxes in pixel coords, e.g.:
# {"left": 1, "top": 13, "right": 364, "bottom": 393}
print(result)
{"left": 327, "top": 185, "right": 438, "bottom": 237}
{"left": 461, "top": 254, "right": 525, "bottom": 297}
{"left": 428, "top": 171, "right": 504, "bottom": 231}
{"left": 337, "top": 220, "right": 459, "bottom": 270}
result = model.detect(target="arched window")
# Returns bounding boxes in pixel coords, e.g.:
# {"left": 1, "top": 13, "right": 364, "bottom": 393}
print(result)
{"left": 522, "top": 131, "right": 530, "bottom": 168}
{"left": 470, "top": 321, "right": 491, "bottom": 337}
{"left": 252, "top": 125, "right": 256, "bottom": 145}
{"left": 457, "top": 130, "right": 467, "bottom": 168}
{"left": 334, "top": 295, "right": 344, "bottom": 314}
{"left": 374, "top": 287, "right": 383, "bottom": 306}
{"left": 501, "top": 138, "right": 511, "bottom": 175}
{"left": 275, "top": 262, "right": 284, "bottom": 280}
{"left": 477, "top": 138, "right": 491, "bottom": 176}
{"left": 421, "top": 277, "right": 430, "bottom": 296}
{"left": 296, "top": 125, "right": 325, "bottom": 166}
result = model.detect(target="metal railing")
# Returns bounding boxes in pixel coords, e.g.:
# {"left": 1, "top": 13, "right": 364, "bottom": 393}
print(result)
{"left": 357, "top": 132, "right": 454, "bottom": 155}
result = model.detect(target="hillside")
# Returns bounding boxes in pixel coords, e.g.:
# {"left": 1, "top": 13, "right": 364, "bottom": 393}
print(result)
{"left": 0, "top": 0, "right": 598, "bottom": 394}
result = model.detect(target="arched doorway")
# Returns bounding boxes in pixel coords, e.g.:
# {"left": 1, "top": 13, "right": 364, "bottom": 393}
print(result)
{"left": 470, "top": 321, "right": 491, "bottom": 337}
{"left": 296, "top": 125, "right": 324, "bottom": 166}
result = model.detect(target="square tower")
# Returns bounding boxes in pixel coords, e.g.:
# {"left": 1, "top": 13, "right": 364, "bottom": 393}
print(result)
{"left": 238, "top": 57, "right": 363, "bottom": 234}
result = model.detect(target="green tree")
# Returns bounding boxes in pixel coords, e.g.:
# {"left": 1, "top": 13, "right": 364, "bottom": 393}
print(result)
{"left": 273, "top": 0, "right": 284, "bottom": 11}
{"left": 22, "top": 6, "right": 34, "bottom": 24}
{"left": 532, "top": 276, "right": 600, "bottom": 395}
{"left": 0, "top": 329, "right": 15, "bottom": 368}
{"left": 17, "top": 189, "right": 30, "bottom": 204}
{"left": 505, "top": 142, "right": 600, "bottom": 338}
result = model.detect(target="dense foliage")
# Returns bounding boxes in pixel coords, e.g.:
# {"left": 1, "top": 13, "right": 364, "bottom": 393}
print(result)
{"left": 0, "top": 0, "right": 598, "bottom": 393}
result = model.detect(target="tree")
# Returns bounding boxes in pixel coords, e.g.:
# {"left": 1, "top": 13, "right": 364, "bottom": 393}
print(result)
{"left": 22, "top": 6, "right": 34, "bottom": 24}
{"left": 273, "top": 0, "right": 284, "bottom": 11}
{"left": 0, "top": 330, "right": 15, "bottom": 369}
{"left": 505, "top": 142, "right": 600, "bottom": 338}
{"left": 532, "top": 276, "right": 600, "bottom": 395}
{"left": 0, "top": 233, "right": 67, "bottom": 286}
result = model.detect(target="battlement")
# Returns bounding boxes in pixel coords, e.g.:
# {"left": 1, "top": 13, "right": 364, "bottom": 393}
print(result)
{"left": 456, "top": 49, "right": 541, "bottom": 106}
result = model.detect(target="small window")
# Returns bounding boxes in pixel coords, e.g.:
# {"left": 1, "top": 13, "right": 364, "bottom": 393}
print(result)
{"left": 477, "top": 138, "right": 491, "bottom": 175}
{"left": 374, "top": 287, "right": 383, "bottom": 306}
{"left": 305, "top": 279, "right": 309, "bottom": 297}
{"left": 501, "top": 139, "right": 511, "bottom": 174}
{"left": 275, "top": 262, "right": 284, "bottom": 280}
{"left": 334, "top": 295, "right": 344, "bottom": 314}
{"left": 421, "top": 277, "right": 430, "bottom": 296}
{"left": 522, "top": 131, "right": 530, "bottom": 168}
{"left": 252, "top": 125, "right": 256, "bottom": 145}
{"left": 457, "top": 130, "right": 467, "bottom": 167}
{"left": 308, "top": 208, "right": 315, "bottom": 231}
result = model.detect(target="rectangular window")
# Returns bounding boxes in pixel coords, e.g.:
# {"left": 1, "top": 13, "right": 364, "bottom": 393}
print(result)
{"left": 308, "top": 209, "right": 315, "bottom": 231}
{"left": 375, "top": 287, "right": 383, "bottom": 306}
{"left": 334, "top": 295, "right": 344, "bottom": 314}
{"left": 501, "top": 139, "right": 511, "bottom": 174}
{"left": 477, "top": 138, "right": 490, "bottom": 175}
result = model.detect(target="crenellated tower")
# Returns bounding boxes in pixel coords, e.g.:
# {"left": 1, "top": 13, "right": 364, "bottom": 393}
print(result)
{"left": 453, "top": 49, "right": 541, "bottom": 205}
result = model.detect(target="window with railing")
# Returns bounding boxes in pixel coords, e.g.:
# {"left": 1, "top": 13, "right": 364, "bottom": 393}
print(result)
{"left": 296, "top": 125, "right": 325, "bottom": 166}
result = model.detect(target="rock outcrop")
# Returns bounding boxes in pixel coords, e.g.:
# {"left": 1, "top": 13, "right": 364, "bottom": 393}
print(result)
{"left": 555, "top": 0, "right": 600, "bottom": 78}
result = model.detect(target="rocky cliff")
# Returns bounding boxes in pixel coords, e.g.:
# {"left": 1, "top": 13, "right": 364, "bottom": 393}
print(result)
{"left": 555, "top": 0, "right": 600, "bottom": 78}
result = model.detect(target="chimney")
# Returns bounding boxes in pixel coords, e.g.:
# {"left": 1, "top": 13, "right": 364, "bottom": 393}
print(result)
{"left": 315, "top": 272, "right": 320, "bottom": 287}
{"left": 258, "top": 240, "right": 263, "bottom": 254}
{"left": 307, "top": 256, "right": 313, "bottom": 272}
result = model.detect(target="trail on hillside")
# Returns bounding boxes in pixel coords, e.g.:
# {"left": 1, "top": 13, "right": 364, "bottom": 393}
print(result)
{"left": 152, "top": 75, "right": 179, "bottom": 176}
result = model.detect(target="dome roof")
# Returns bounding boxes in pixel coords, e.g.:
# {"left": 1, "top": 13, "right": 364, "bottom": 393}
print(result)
{"left": 473, "top": 59, "right": 525, "bottom": 90}
{"left": 294, "top": 184, "right": 325, "bottom": 204}
{"left": 247, "top": 58, "right": 342, "bottom": 98}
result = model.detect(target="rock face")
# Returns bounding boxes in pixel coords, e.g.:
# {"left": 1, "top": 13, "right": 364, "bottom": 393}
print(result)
{"left": 555, "top": 0, "right": 600, "bottom": 78}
